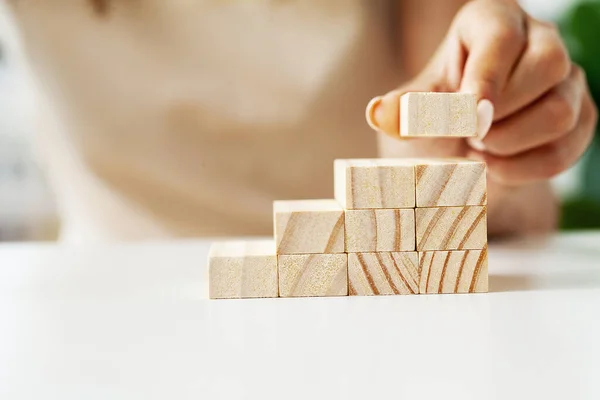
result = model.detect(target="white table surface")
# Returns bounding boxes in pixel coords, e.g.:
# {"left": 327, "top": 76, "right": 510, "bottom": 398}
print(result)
{"left": 0, "top": 232, "right": 599, "bottom": 400}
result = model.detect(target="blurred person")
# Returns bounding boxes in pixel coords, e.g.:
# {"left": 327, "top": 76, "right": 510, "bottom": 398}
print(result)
{"left": 6, "top": 0, "right": 597, "bottom": 242}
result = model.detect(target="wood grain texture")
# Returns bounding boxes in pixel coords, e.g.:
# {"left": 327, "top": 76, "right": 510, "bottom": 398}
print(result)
{"left": 400, "top": 92, "right": 477, "bottom": 137}
{"left": 278, "top": 254, "right": 348, "bottom": 297}
{"left": 416, "top": 206, "right": 487, "bottom": 251}
{"left": 208, "top": 240, "right": 278, "bottom": 299}
{"left": 345, "top": 209, "right": 415, "bottom": 252}
{"left": 419, "top": 249, "right": 488, "bottom": 293}
{"left": 334, "top": 159, "right": 415, "bottom": 209}
{"left": 274, "top": 199, "right": 345, "bottom": 255}
{"left": 415, "top": 158, "right": 486, "bottom": 207}
{"left": 348, "top": 252, "right": 419, "bottom": 296}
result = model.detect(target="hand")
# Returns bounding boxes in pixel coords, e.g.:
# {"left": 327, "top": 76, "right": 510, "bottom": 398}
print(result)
{"left": 367, "top": 0, "right": 598, "bottom": 187}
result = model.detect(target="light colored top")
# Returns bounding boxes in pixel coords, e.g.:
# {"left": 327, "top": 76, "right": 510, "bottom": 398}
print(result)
{"left": 335, "top": 157, "right": 485, "bottom": 167}
{"left": 0, "top": 232, "right": 599, "bottom": 399}
{"left": 335, "top": 158, "right": 421, "bottom": 167}
{"left": 411, "top": 157, "right": 485, "bottom": 165}
{"left": 8, "top": 0, "right": 400, "bottom": 241}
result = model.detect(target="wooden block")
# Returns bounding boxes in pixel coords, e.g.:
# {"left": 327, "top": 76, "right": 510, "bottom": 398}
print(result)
{"left": 415, "top": 158, "right": 487, "bottom": 207}
{"left": 208, "top": 240, "right": 278, "bottom": 299}
{"left": 416, "top": 206, "right": 487, "bottom": 251}
{"left": 274, "top": 199, "right": 344, "bottom": 254}
{"left": 400, "top": 92, "right": 477, "bottom": 137}
{"left": 419, "top": 249, "right": 488, "bottom": 293}
{"left": 348, "top": 252, "right": 419, "bottom": 296}
{"left": 334, "top": 159, "right": 415, "bottom": 209}
{"left": 278, "top": 254, "right": 348, "bottom": 297}
{"left": 345, "top": 209, "right": 415, "bottom": 252}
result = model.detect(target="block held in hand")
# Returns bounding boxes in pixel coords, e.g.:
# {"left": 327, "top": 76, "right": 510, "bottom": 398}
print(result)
{"left": 400, "top": 92, "right": 477, "bottom": 137}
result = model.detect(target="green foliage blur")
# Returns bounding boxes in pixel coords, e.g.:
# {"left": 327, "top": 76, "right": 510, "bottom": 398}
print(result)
{"left": 558, "top": 0, "right": 600, "bottom": 229}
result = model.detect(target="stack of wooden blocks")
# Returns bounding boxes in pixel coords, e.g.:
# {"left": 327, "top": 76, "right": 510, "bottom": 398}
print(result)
{"left": 209, "top": 92, "right": 488, "bottom": 299}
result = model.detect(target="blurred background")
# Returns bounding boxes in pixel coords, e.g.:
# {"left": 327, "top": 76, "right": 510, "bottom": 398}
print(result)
{"left": 0, "top": 0, "right": 598, "bottom": 242}
{"left": 0, "top": 4, "right": 57, "bottom": 241}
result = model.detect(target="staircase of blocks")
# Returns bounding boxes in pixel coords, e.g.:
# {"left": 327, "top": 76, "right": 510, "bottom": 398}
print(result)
{"left": 208, "top": 92, "right": 488, "bottom": 299}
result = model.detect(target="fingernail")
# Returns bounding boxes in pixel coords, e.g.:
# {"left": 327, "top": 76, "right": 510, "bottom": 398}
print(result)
{"left": 468, "top": 99, "right": 494, "bottom": 151}
{"left": 366, "top": 96, "right": 383, "bottom": 132}
{"left": 476, "top": 99, "right": 494, "bottom": 140}
{"left": 467, "top": 137, "right": 486, "bottom": 151}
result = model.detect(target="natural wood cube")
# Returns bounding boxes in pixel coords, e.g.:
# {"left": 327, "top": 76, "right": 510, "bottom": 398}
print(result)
{"left": 419, "top": 249, "right": 488, "bottom": 294}
{"left": 416, "top": 158, "right": 487, "bottom": 207}
{"left": 416, "top": 206, "right": 487, "bottom": 251}
{"left": 400, "top": 92, "right": 477, "bottom": 137}
{"left": 348, "top": 252, "right": 419, "bottom": 296}
{"left": 334, "top": 159, "right": 415, "bottom": 209}
{"left": 274, "top": 199, "right": 345, "bottom": 255}
{"left": 345, "top": 209, "right": 415, "bottom": 252}
{"left": 278, "top": 253, "right": 348, "bottom": 297}
{"left": 208, "top": 240, "right": 278, "bottom": 299}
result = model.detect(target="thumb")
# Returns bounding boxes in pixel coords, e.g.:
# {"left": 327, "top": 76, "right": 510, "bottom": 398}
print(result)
{"left": 365, "top": 90, "right": 401, "bottom": 136}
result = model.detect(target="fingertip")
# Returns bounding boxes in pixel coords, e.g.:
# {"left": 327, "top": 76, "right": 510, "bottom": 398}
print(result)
{"left": 374, "top": 99, "right": 385, "bottom": 128}
{"left": 467, "top": 137, "right": 486, "bottom": 152}
{"left": 379, "top": 91, "right": 401, "bottom": 136}
{"left": 365, "top": 92, "right": 400, "bottom": 136}
{"left": 365, "top": 96, "right": 383, "bottom": 132}
{"left": 476, "top": 98, "right": 495, "bottom": 138}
